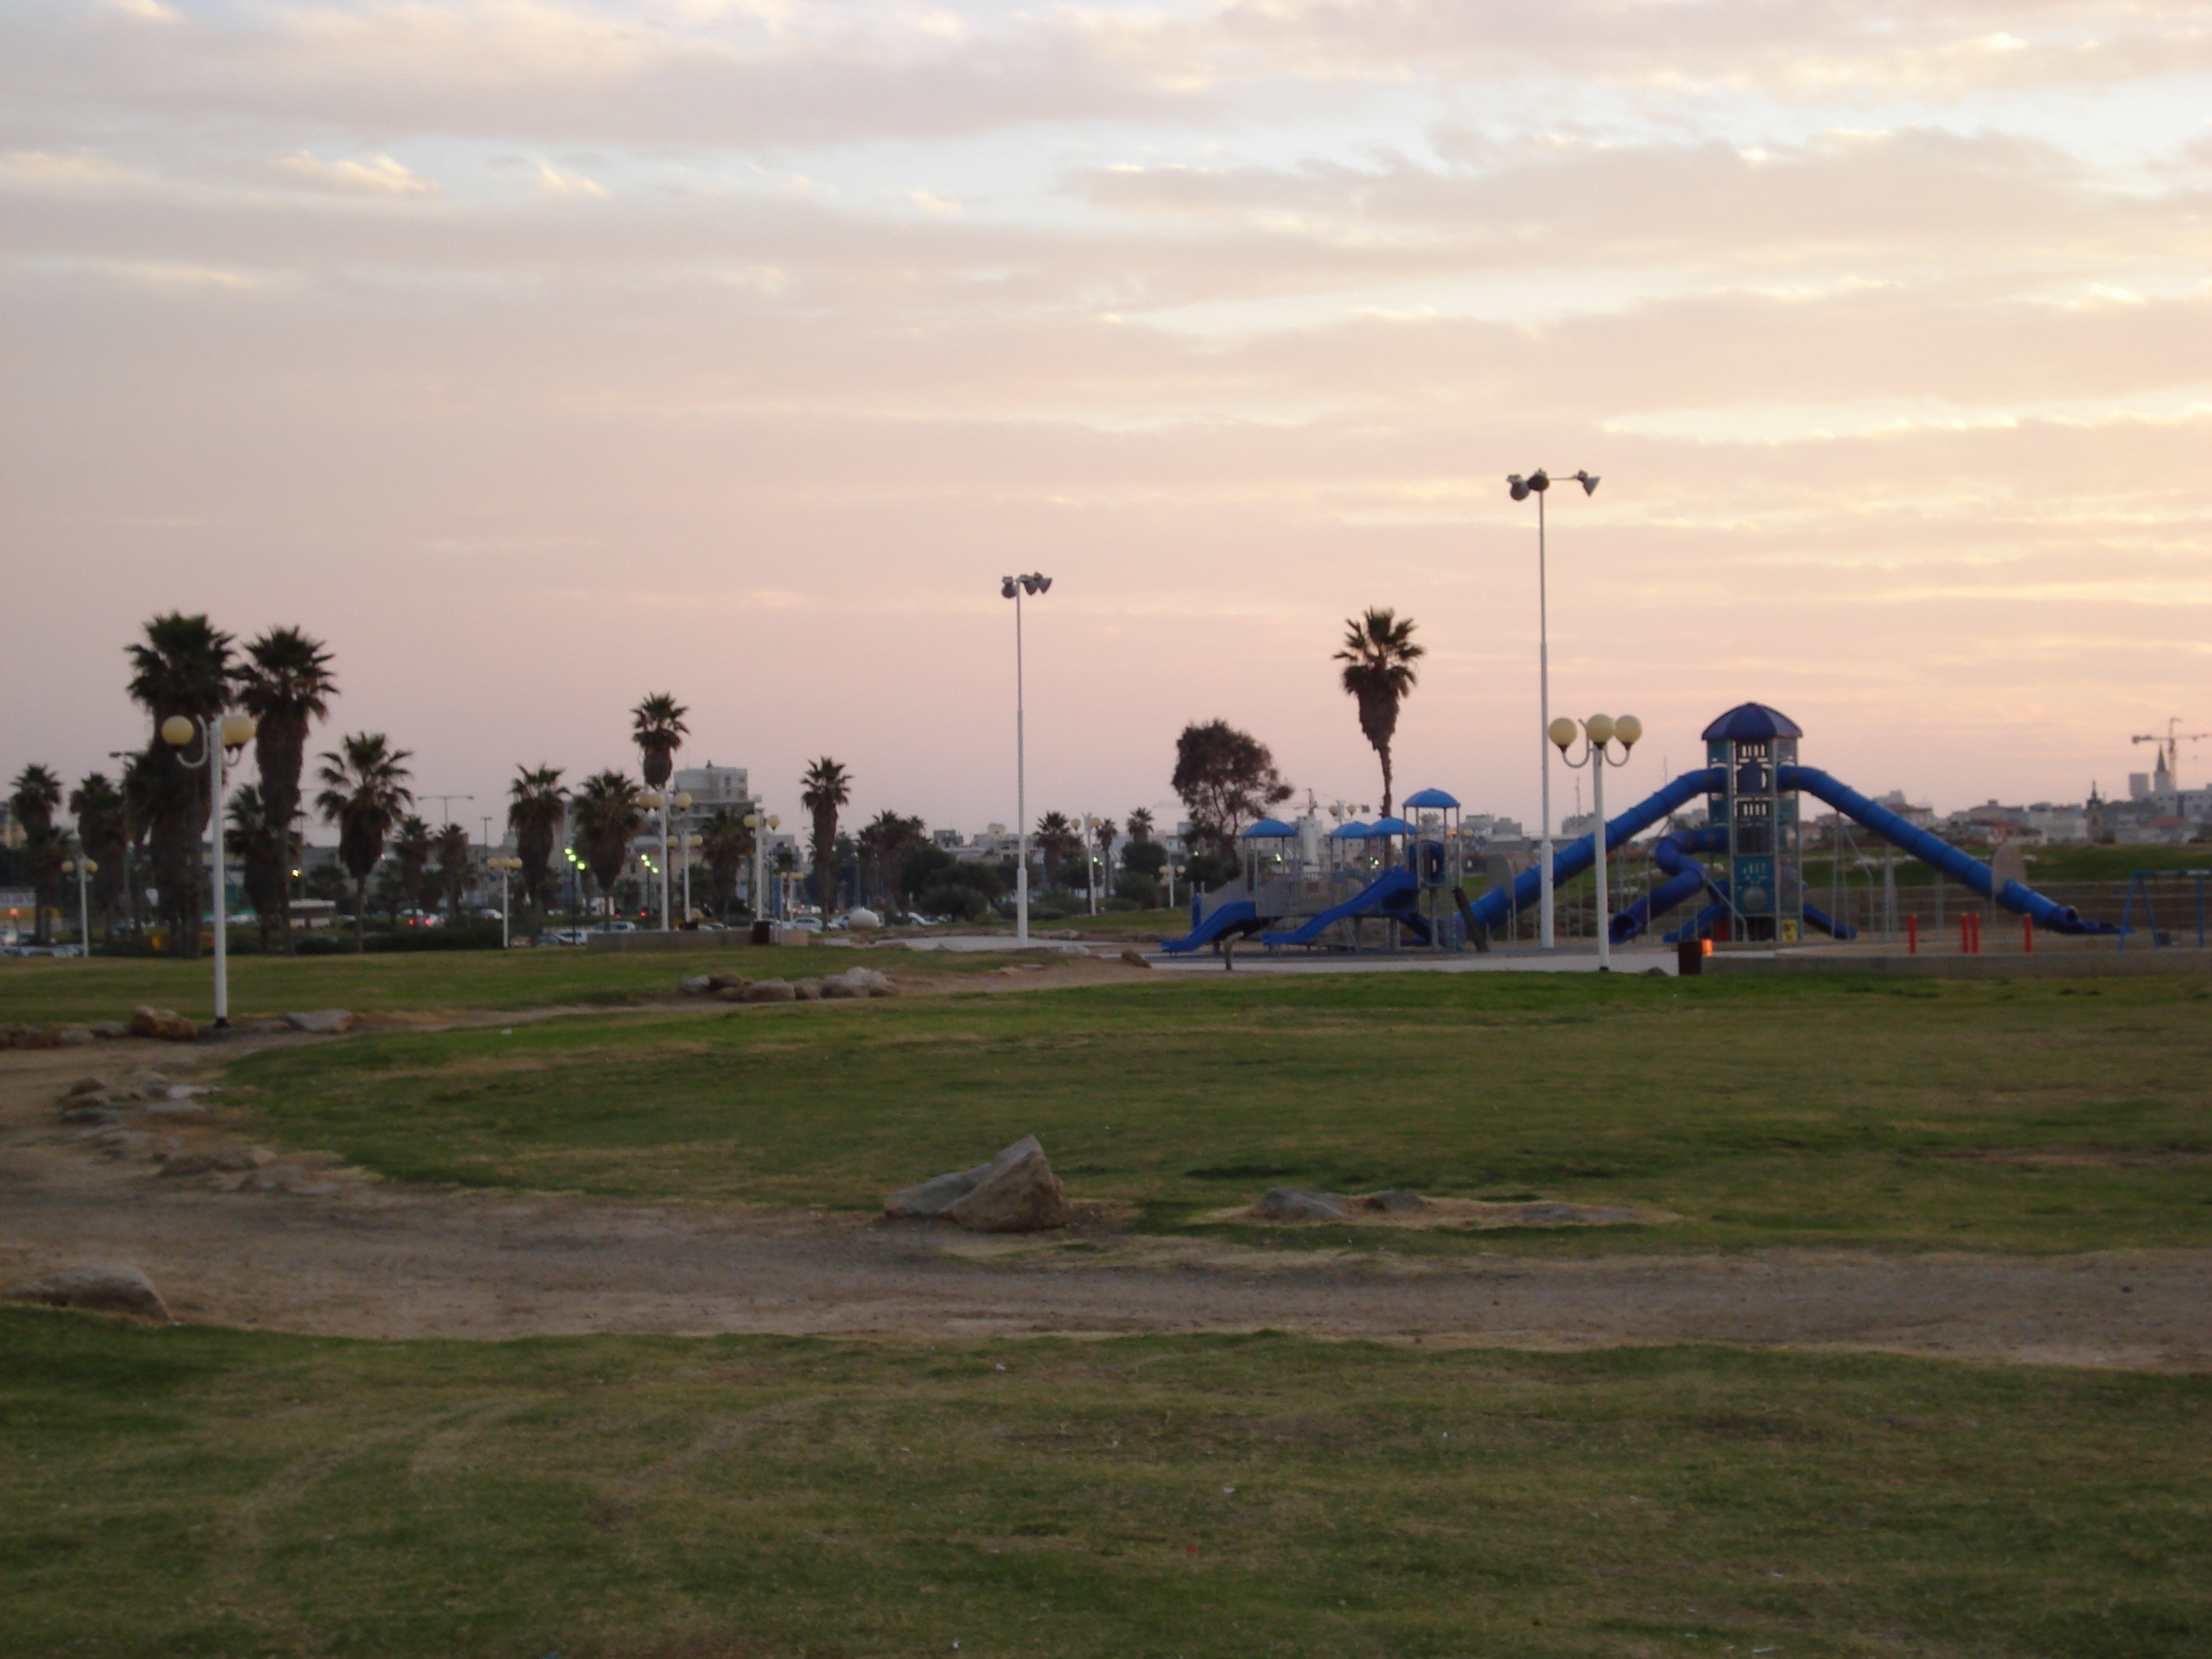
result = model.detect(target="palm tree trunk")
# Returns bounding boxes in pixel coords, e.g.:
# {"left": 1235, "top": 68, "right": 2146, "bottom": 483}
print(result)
{"left": 354, "top": 875, "right": 368, "bottom": 953}
{"left": 1380, "top": 746, "right": 1394, "bottom": 821}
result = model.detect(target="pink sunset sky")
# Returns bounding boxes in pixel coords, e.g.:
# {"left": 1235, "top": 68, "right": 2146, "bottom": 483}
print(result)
{"left": 5, "top": 0, "right": 2209, "bottom": 838}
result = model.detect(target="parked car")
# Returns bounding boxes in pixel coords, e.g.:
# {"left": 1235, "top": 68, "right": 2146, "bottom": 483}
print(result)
{"left": 547, "top": 927, "right": 589, "bottom": 945}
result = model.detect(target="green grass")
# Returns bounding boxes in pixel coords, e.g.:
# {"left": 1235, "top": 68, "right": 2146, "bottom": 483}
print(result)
{"left": 230, "top": 971, "right": 2212, "bottom": 1254}
{"left": 0, "top": 943, "right": 1042, "bottom": 1028}
{"left": 3, "top": 1308, "right": 2205, "bottom": 1659}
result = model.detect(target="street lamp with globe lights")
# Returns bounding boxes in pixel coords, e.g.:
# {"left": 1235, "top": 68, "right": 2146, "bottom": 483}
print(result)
{"left": 60, "top": 853, "right": 97, "bottom": 953}
{"left": 680, "top": 831, "right": 701, "bottom": 922}
{"left": 1507, "top": 467, "right": 1599, "bottom": 950}
{"left": 1548, "top": 711, "right": 1641, "bottom": 971}
{"left": 637, "top": 789, "right": 693, "bottom": 931}
{"left": 161, "top": 709, "right": 258, "bottom": 1026}
{"left": 999, "top": 572, "right": 1052, "bottom": 945}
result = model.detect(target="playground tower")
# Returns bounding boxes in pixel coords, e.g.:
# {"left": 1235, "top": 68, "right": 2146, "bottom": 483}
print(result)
{"left": 1703, "top": 702, "right": 1804, "bottom": 943}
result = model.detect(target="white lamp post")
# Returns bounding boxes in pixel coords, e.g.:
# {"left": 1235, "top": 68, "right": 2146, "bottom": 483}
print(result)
{"left": 1000, "top": 572, "right": 1052, "bottom": 945}
{"left": 161, "top": 709, "right": 257, "bottom": 1028}
{"left": 60, "top": 853, "right": 97, "bottom": 954}
{"left": 680, "top": 831, "right": 701, "bottom": 922}
{"left": 1509, "top": 467, "right": 1599, "bottom": 950}
{"left": 1083, "top": 814, "right": 1100, "bottom": 916}
{"left": 488, "top": 856, "right": 521, "bottom": 948}
{"left": 1550, "top": 711, "right": 1641, "bottom": 971}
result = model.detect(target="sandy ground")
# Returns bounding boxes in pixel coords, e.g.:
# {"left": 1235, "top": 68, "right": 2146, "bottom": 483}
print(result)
{"left": 4, "top": 986, "right": 2207, "bottom": 1372}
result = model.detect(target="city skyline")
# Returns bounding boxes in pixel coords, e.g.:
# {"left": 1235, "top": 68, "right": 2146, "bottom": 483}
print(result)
{"left": 6, "top": 0, "right": 2208, "bottom": 837}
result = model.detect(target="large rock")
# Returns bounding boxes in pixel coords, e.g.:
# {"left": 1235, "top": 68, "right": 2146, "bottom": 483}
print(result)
{"left": 742, "top": 979, "right": 796, "bottom": 1003}
{"left": 1362, "top": 1190, "right": 1429, "bottom": 1214}
{"left": 284, "top": 1009, "right": 356, "bottom": 1035}
{"left": 822, "top": 966, "right": 898, "bottom": 999}
{"left": 1119, "top": 949, "right": 1152, "bottom": 968}
{"left": 88, "top": 1020, "right": 130, "bottom": 1040}
{"left": 884, "top": 1135, "right": 1072, "bottom": 1233}
{"left": 57, "top": 1028, "right": 94, "bottom": 1048}
{"left": 792, "top": 978, "right": 823, "bottom": 1001}
{"left": 1255, "top": 1187, "right": 1351, "bottom": 1221}
{"left": 845, "top": 907, "right": 882, "bottom": 930}
{"left": 62, "top": 1076, "right": 113, "bottom": 1100}
{"left": 129, "top": 1006, "right": 200, "bottom": 1042}
{"left": 678, "top": 975, "right": 714, "bottom": 996}
{"left": 6, "top": 1264, "right": 169, "bottom": 1321}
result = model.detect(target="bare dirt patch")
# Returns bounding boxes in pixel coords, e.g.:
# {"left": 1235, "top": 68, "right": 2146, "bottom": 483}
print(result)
{"left": 4, "top": 1020, "right": 2208, "bottom": 1372}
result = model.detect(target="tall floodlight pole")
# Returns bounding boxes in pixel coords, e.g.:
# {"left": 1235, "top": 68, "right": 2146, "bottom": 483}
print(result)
{"left": 161, "top": 709, "right": 257, "bottom": 1028}
{"left": 1001, "top": 573, "right": 1053, "bottom": 945}
{"left": 1509, "top": 468, "right": 1599, "bottom": 949}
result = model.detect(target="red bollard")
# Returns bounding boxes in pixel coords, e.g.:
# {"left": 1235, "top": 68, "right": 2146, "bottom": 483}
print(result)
{"left": 1907, "top": 915, "right": 1918, "bottom": 954}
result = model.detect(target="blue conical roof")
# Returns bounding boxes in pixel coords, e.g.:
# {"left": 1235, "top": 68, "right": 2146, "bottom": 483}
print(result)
{"left": 1403, "top": 788, "right": 1460, "bottom": 809}
{"left": 1701, "top": 702, "right": 1802, "bottom": 741}
{"left": 1241, "top": 817, "right": 1295, "bottom": 838}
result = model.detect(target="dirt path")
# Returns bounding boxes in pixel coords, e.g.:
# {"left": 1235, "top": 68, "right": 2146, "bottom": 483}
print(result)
{"left": 4, "top": 1026, "right": 2206, "bottom": 1371}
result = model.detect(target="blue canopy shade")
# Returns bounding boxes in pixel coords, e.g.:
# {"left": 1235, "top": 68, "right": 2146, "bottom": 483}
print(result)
{"left": 1241, "top": 817, "right": 1296, "bottom": 839}
{"left": 1328, "top": 822, "right": 1372, "bottom": 840}
{"left": 1701, "top": 701, "right": 1802, "bottom": 741}
{"left": 1402, "top": 787, "right": 1460, "bottom": 810}
{"left": 1367, "top": 816, "right": 1414, "bottom": 836}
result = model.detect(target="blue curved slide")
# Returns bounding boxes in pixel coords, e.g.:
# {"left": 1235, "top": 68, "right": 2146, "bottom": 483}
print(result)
{"left": 1161, "top": 899, "right": 1262, "bottom": 954}
{"left": 1259, "top": 867, "right": 1431, "bottom": 947}
{"left": 1460, "top": 767, "right": 1722, "bottom": 938}
{"left": 1782, "top": 766, "right": 2116, "bottom": 935}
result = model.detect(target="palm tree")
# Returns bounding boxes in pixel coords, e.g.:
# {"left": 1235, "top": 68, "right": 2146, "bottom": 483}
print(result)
{"left": 855, "top": 809, "right": 927, "bottom": 911}
{"left": 1092, "top": 815, "right": 1119, "bottom": 905}
{"left": 392, "top": 817, "right": 433, "bottom": 922}
{"left": 232, "top": 627, "right": 336, "bottom": 953}
{"left": 224, "top": 783, "right": 292, "bottom": 949}
{"left": 1126, "top": 807, "right": 1156, "bottom": 842}
{"left": 68, "top": 772, "right": 127, "bottom": 938}
{"left": 631, "top": 693, "right": 689, "bottom": 792}
{"left": 315, "top": 732, "right": 414, "bottom": 953}
{"left": 506, "top": 765, "right": 568, "bottom": 943}
{"left": 698, "top": 807, "right": 755, "bottom": 920}
{"left": 125, "top": 613, "right": 235, "bottom": 956}
{"left": 9, "top": 764, "right": 64, "bottom": 945}
{"left": 1034, "top": 810, "right": 1079, "bottom": 888}
{"left": 1334, "top": 608, "right": 1425, "bottom": 819}
{"left": 570, "top": 772, "right": 644, "bottom": 922}
{"left": 799, "top": 757, "right": 852, "bottom": 914}
{"left": 436, "top": 822, "right": 472, "bottom": 925}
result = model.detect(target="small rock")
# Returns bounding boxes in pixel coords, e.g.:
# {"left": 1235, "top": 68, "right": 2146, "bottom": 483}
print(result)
{"left": 248, "top": 1017, "right": 292, "bottom": 1035}
{"left": 88, "top": 1020, "right": 130, "bottom": 1040}
{"left": 60, "top": 1105, "right": 122, "bottom": 1126}
{"left": 160, "top": 1146, "right": 276, "bottom": 1177}
{"left": 138, "top": 1100, "right": 213, "bottom": 1124}
{"left": 284, "top": 1010, "right": 356, "bottom": 1035}
{"left": 241, "top": 1164, "right": 310, "bottom": 1192}
{"left": 57, "top": 1027, "right": 95, "bottom": 1048}
{"left": 714, "top": 983, "right": 752, "bottom": 1002}
{"left": 742, "top": 979, "right": 796, "bottom": 1003}
{"left": 706, "top": 974, "right": 749, "bottom": 992}
{"left": 92, "top": 1129, "right": 156, "bottom": 1160}
{"left": 1119, "top": 949, "right": 1152, "bottom": 968}
{"left": 129, "top": 1006, "right": 200, "bottom": 1042}
{"left": 822, "top": 966, "right": 896, "bottom": 999}
{"left": 945, "top": 1139, "right": 1073, "bottom": 1233}
{"left": 1255, "top": 1187, "right": 1351, "bottom": 1221}
{"left": 792, "top": 978, "right": 823, "bottom": 1001}
{"left": 679, "top": 975, "right": 713, "bottom": 995}
{"left": 63, "top": 1076, "right": 112, "bottom": 1100}
{"left": 165, "top": 1083, "right": 217, "bottom": 1100}
{"left": 1362, "top": 1190, "right": 1429, "bottom": 1214}
{"left": 5, "top": 1264, "right": 168, "bottom": 1321}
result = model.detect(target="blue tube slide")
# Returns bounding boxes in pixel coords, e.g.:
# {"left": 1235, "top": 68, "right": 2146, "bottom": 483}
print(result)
{"left": 1161, "top": 899, "right": 1262, "bottom": 954}
{"left": 1462, "top": 768, "right": 1722, "bottom": 937}
{"left": 1782, "top": 765, "right": 2116, "bottom": 935}
{"left": 1260, "top": 868, "right": 1427, "bottom": 947}
{"left": 1611, "top": 825, "right": 1728, "bottom": 943}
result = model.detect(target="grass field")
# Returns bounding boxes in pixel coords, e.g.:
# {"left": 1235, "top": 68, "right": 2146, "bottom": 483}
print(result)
{"left": 228, "top": 971, "right": 2212, "bottom": 1254}
{"left": 0, "top": 943, "right": 1041, "bottom": 1028}
{"left": 3, "top": 1308, "right": 2205, "bottom": 1659}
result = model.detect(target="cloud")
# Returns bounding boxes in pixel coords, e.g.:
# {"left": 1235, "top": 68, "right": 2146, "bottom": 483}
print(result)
{"left": 907, "top": 188, "right": 961, "bottom": 213}
{"left": 277, "top": 151, "right": 440, "bottom": 198}
{"left": 0, "top": 150, "right": 140, "bottom": 193}
{"left": 536, "top": 158, "right": 608, "bottom": 197}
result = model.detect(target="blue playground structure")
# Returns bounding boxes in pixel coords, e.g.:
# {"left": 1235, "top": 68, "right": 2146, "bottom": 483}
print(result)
{"left": 1160, "top": 701, "right": 2118, "bottom": 955}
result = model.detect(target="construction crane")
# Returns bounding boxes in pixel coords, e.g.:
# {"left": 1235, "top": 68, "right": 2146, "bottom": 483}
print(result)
{"left": 2131, "top": 719, "right": 2210, "bottom": 792}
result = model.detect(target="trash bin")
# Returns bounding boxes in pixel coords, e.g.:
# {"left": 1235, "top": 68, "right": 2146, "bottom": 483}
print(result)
{"left": 751, "top": 920, "right": 773, "bottom": 946}
{"left": 1676, "top": 938, "right": 1704, "bottom": 976}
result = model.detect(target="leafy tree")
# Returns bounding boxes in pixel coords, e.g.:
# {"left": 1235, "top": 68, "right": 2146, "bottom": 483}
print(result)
{"left": 231, "top": 626, "right": 336, "bottom": 952}
{"left": 506, "top": 765, "right": 567, "bottom": 943}
{"left": 9, "top": 764, "right": 64, "bottom": 945}
{"left": 68, "top": 772, "right": 128, "bottom": 938}
{"left": 224, "top": 783, "right": 292, "bottom": 947}
{"left": 392, "top": 817, "right": 433, "bottom": 919}
{"left": 315, "top": 732, "right": 414, "bottom": 953}
{"left": 571, "top": 771, "right": 644, "bottom": 920}
{"left": 436, "top": 822, "right": 472, "bottom": 924}
{"left": 125, "top": 613, "right": 235, "bottom": 956}
{"left": 1334, "top": 607, "right": 1424, "bottom": 819}
{"left": 1171, "top": 720, "right": 1292, "bottom": 861}
{"left": 631, "top": 693, "right": 688, "bottom": 792}
{"left": 1121, "top": 836, "right": 1167, "bottom": 880}
{"left": 799, "top": 757, "right": 852, "bottom": 913}
{"left": 698, "top": 807, "right": 755, "bottom": 920}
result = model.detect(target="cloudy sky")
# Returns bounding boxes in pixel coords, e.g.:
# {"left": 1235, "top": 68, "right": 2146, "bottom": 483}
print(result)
{"left": 6, "top": 0, "right": 2209, "bottom": 839}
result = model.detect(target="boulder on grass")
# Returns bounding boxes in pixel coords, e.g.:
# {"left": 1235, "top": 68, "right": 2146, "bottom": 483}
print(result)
{"left": 822, "top": 966, "right": 897, "bottom": 999}
{"left": 1119, "top": 949, "right": 1152, "bottom": 968}
{"left": 1255, "top": 1187, "right": 1350, "bottom": 1221}
{"left": 884, "top": 1134, "right": 1073, "bottom": 1233}
{"left": 58, "top": 1028, "right": 94, "bottom": 1047}
{"left": 742, "top": 979, "right": 796, "bottom": 1003}
{"left": 6, "top": 1264, "right": 168, "bottom": 1321}
{"left": 792, "top": 978, "right": 823, "bottom": 1001}
{"left": 1362, "top": 1190, "right": 1429, "bottom": 1214}
{"left": 89, "top": 1020, "right": 130, "bottom": 1040}
{"left": 284, "top": 1010, "right": 356, "bottom": 1035}
{"left": 130, "top": 1007, "right": 200, "bottom": 1042}
{"left": 62, "top": 1076, "right": 112, "bottom": 1100}
{"left": 679, "top": 975, "right": 714, "bottom": 996}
